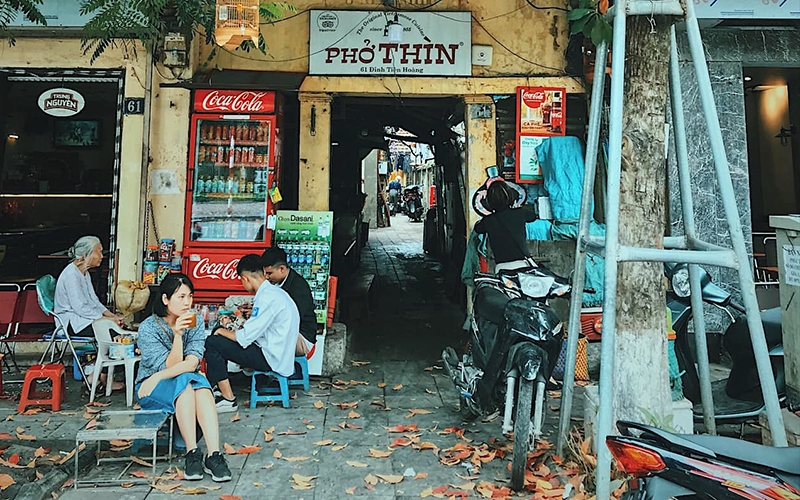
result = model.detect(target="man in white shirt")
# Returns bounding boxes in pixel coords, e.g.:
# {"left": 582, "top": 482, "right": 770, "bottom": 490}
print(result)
{"left": 204, "top": 254, "right": 300, "bottom": 412}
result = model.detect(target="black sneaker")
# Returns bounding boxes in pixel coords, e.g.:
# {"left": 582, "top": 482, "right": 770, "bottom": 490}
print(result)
{"left": 204, "top": 451, "right": 232, "bottom": 482}
{"left": 214, "top": 394, "right": 238, "bottom": 413}
{"left": 184, "top": 448, "right": 204, "bottom": 481}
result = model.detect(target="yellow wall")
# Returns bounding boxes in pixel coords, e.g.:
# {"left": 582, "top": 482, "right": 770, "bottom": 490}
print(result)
{"left": 197, "top": 0, "right": 569, "bottom": 77}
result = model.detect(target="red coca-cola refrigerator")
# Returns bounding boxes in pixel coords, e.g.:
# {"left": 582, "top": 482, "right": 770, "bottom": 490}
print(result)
{"left": 183, "top": 89, "right": 283, "bottom": 306}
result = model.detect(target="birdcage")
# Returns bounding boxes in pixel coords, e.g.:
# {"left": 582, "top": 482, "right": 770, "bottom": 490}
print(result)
{"left": 215, "top": 0, "right": 260, "bottom": 49}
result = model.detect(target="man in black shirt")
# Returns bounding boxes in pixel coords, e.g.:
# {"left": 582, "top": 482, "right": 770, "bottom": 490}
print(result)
{"left": 261, "top": 247, "right": 317, "bottom": 354}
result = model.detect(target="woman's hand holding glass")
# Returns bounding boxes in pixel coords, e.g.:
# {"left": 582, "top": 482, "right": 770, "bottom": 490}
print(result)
{"left": 173, "top": 311, "right": 195, "bottom": 336}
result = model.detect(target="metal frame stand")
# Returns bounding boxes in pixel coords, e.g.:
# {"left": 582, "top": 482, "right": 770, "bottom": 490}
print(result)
{"left": 555, "top": 1, "right": 788, "bottom": 498}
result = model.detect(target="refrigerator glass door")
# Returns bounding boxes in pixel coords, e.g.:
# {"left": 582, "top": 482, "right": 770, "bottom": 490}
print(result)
{"left": 189, "top": 117, "right": 272, "bottom": 243}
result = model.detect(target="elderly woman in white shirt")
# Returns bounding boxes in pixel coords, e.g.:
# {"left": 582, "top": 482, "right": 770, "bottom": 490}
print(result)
{"left": 54, "top": 236, "right": 124, "bottom": 336}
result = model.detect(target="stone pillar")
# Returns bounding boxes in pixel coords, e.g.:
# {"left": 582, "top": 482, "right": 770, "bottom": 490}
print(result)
{"left": 362, "top": 149, "right": 379, "bottom": 229}
{"left": 463, "top": 95, "right": 497, "bottom": 232}
{"left": 298, "top": 92, "right": 332, "bottom": 212}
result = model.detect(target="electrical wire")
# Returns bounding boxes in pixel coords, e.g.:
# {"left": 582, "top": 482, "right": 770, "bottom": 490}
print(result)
{"left": 525, "top": 0, "right": 569, "bottom": 12}
{"left": 470, "top": 14, "right": 566, "bottom": 74}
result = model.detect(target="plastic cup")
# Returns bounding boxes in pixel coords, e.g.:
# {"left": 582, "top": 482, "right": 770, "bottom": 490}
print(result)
{"left": 187, "top": 313, "right": 197, "bottom": 328}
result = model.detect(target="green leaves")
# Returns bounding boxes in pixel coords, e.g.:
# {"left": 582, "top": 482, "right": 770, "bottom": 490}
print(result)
{"left": 568, "top": 0, "right": 612, "bottom": 46}
{"left": 1, "top": 0, "right": 47, "bottom": 45}
{"left": 79, "top": 0, "right": 295, "bottom": 63}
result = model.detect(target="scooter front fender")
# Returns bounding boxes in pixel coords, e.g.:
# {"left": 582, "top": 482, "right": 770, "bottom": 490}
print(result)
{"left": 510, "top": 342, "right": 546, "bottom": 381}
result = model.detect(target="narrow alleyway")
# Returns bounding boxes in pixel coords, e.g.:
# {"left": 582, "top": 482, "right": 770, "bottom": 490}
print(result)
{"left": 349, "top": 216, "right": 466, "bottom": 362}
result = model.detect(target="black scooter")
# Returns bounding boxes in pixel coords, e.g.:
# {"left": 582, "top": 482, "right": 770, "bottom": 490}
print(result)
{"left": 665, "top": 263, "right": 786, "bottom": 423}
{"left": 442, "top": 265, "right": 569, "bottom": 491}
{"left": 607, "top": 420, "right": 800, "bottom": 499}
{"left": 403, "top": 185, "right": 424, "bottom": 222}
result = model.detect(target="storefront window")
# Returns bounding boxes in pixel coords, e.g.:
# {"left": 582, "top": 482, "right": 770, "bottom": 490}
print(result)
{"left": 0, "top": 75, "right": 120, "bottom": 281}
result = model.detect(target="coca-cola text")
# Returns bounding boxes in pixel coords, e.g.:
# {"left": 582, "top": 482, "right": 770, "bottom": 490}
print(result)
{"left": 194, "top": 90, "right": 275, "bottom": 113}
{"left": 192, "top": 257, "right": 240, "bottom": 281}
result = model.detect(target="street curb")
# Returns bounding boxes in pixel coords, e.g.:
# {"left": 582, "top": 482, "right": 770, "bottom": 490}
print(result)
{"left": 14, "top": 448, "right": 95, "bottom": 500}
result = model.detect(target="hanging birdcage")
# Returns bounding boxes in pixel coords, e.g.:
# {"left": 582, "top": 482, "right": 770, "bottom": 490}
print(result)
{"left": 215, "top": 0, "right": 260, "bottom": 49}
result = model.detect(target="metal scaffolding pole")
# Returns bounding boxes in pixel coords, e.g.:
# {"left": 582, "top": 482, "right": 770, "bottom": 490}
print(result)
{"left": 556, "top": 1, "right": 788, "bottom": 498}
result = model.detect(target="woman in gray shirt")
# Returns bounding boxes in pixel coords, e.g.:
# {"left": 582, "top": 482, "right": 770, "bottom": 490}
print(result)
{"left": 54, "top": 235, "right": 124, "bottom": 336}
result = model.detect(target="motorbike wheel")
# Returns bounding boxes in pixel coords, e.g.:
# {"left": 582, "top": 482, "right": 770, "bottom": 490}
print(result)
{"left": 511, "top": 378, "right": 534, "bottom": 491}
{"left": 458, "top": 395, "right": 479, "bottom": 421}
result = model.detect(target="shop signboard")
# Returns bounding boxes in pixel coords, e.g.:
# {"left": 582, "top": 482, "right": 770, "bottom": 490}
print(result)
{"left": 515, "top": 87, "right": 566, "bottom": 184}
{"left": 38, "top": 88, "right": 85, "bottom": 117}
{"left": 309, "top": 10, "right": 471, "bottom": 76}
{"left": 694, "top": 0, "right": 799, "bottom": 19}
{"left": 193, "top": 90, "right": 276, "bottom": 114}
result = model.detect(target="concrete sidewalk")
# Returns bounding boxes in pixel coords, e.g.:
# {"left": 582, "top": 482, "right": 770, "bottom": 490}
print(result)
{"left": 0, "top": 357, "right": 577, "bottom": 500}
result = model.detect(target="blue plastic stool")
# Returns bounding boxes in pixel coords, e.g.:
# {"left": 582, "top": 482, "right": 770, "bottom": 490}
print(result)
{"left": 249, "top": 371, "right": 290, "bottom": 408}
{"left": 72, "top": 346, "right": 96, "bottom": 381}
{"left": 288, "top": 355, "right": 310, "bottom": 392}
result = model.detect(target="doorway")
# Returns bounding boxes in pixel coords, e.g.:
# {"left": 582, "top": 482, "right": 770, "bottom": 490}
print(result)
{"left": 329, "top": 96, "right": 468, "bottom": 361}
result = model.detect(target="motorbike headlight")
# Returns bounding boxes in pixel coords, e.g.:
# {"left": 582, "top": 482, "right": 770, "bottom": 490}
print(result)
{"left": 671, "top": 268, "right": 691, "bottom": 298}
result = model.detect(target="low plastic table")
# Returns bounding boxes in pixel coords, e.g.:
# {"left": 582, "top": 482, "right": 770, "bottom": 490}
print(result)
{"left": 74, "top": 410, "right": 173, "bottom": 488}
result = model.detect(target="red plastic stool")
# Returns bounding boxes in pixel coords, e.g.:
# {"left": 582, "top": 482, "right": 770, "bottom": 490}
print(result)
{"left": 18, "top": 364, "right": 66, "bottom": 413}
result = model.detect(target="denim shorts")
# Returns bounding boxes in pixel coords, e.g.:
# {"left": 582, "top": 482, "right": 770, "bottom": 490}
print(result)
{"left": 136, "top": 372, "right": 212, "bottom": 413}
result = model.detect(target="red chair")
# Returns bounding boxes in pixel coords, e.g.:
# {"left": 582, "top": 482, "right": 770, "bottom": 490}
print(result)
{"left": 0, "top": 284, "right": 21, "bottom": 372}
{"left": 17, "top": 363, "right": 66, "bottom": 413}
{"left": 1, "top": 285, "right": 52, "bottom": 372}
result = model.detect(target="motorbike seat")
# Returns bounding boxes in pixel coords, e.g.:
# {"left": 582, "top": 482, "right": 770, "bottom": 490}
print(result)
{"left": 474, "top": 286, "right": 511, "bottom": 326}
{"left": 679, "top": 434, "right": 800, "bottom": 475}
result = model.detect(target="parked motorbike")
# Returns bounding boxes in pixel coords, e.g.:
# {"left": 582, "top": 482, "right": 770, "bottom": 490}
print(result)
{"left": 403, "top": 185, "right": 425, "bottom": 222}
{"left": 607, "top": 420, "right": 800, "bottom": 499}
{"left": 665, "top": 263, "right": 786, "bottom": 423}
{"left": 442, "top": 265, "right": 570, "bottom": 490}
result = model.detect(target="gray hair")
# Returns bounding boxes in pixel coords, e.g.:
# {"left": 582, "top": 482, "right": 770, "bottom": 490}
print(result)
{"left": 68, "top": 236, "right": 101, "bottom": 261}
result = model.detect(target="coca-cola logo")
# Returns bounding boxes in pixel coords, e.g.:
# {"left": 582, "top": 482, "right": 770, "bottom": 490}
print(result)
{"left": 192, "top": 257, "right": 240, "bottom": 280}
{"left": 199, "top": 91, "right": 270, "bottom": 113}
{"left": 521, "top": 90, "right": 546, "bottom": 108}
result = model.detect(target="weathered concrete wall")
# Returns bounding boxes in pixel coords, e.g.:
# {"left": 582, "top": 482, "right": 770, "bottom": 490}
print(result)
{"left": 197, "top": 0, "right": 569, "bottom": 77}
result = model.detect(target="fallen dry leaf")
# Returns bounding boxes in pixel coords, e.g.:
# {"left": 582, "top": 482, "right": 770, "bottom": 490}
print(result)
{"left": 34, "top": 447, "right": 48, "bottom": 458}
{"left": 345, "top": 423, "right": 363, "bottom": 430}
{"left": 332, "top": 444, "right": 348, "bottom": 451}
{"left": 385, "top": 424, "right": 419, "bottom": 433}
{"left": 415, "top": 472, "right": 429, "bottom": 480}
{"left": 389, "top": 438, "right": 413, "bottom": 448}
{"left": 283, "top": 456, "right": 309, "bottom": 462}
{"left": 347, "top": 410, "right": 361, "bottom": 419}
{"left": 84, "top": 419, "right": 98, "bottom": 431}
{"left": 273, "top": 449, "right": 283, "bottom": 459}
{"left": 333, "top": 402, "right": 358, "bottom": 409}
{"left": 347, "top": 461, "right": 369, "bottom": 468}
{"left": 368, "top": 448, "right": 393, "bottom": 459}
{"left": 41, "top": 418, "right": 50, "bottom": 427}
{"left": 179, "top": 486, "right": 206, "bottom": 494}
{"left": 264, "top": 431, "right": 274, "bottom": 443}
{"left": 315, "top": 439, "right": 334, "bottom": 446}
{"left": 345, "top": 486, "right": 357, "bottom": 494}
{"left": 129, "top": 456, "right": 152, "bottom": 467}
{"left": 129, "top": 471, "right": 149, "bottom": 478}
{"left": 0, "top": 474, "right": 15, "bottom": 490}
{"left": 351, "top": 361, "right": 370, "bottom": 367}
{"left": 262, "top": 463, "right": 274, "bottom": 470}
{"left": 291, "top": 473, "right": 317, "bottom": 490}
{"left": 392, "top": 384, "right": 403, "bottom": 390}
{"left": 236, "top": 445, "right": 261, "bottom": 454}
{"left": 377, "top": 382, "right": 387, "bottom": 388}
{"left": 376, "top": 474, "right": 404, "bottom": 484}
{"left": 21, "top": 408, "right": 42, "bottom": 416}
{"left": 60, "top": 478, "right": 74, "bottom": 489}
{"left": 230, "top": 412, "right": 240, "bottom": 422}
{"left": 252, "top": 482, "right": 262, "bottom": 487}
{"left": 425, "top": 388, "right": 437, "bottom": 395}
{"left": 277, "top": 430, "right": 307, "bottom": 436}
{"left": 220, "top": 496, "right": 243, "bottom": 500}
{"left": 120, "top": 482, "right": 135, "bottom": 488}
{"left": 314, "top": 400, "right": 325, "bottom": 409}
{"left": 36, "top": 471, "right": 44, "bottom": 480}
{"left": 406, "top": 408, "right": 431, "bottom": 419}
{"left": 0, "top": 432, "right": 13, "bottom": 439}
{"left": 4, "top": 415, "right": 12, "bottom": 421}
{"left": 364, "top": 474, "right": 379, "bottom": 485}
{"left": 224, "top": 443, "right": 237, "bottom": 455}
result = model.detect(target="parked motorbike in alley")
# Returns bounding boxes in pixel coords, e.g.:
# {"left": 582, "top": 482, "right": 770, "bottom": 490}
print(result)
{"left": 442, "top": 265, "right": 570, "bottom": 491}
{"left": 403, "top": 185, "right": 425, "bottom": 222}
{"left": 607, "top": 420, "right": 800, "bottom": 499}
{"left": 665, "top": 263, "right": 786, "bottom": 424}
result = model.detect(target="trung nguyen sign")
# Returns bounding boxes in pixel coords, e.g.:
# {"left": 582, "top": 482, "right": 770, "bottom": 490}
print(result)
{"left": 309, "top": 10, "right": 472, "bottom": 76}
